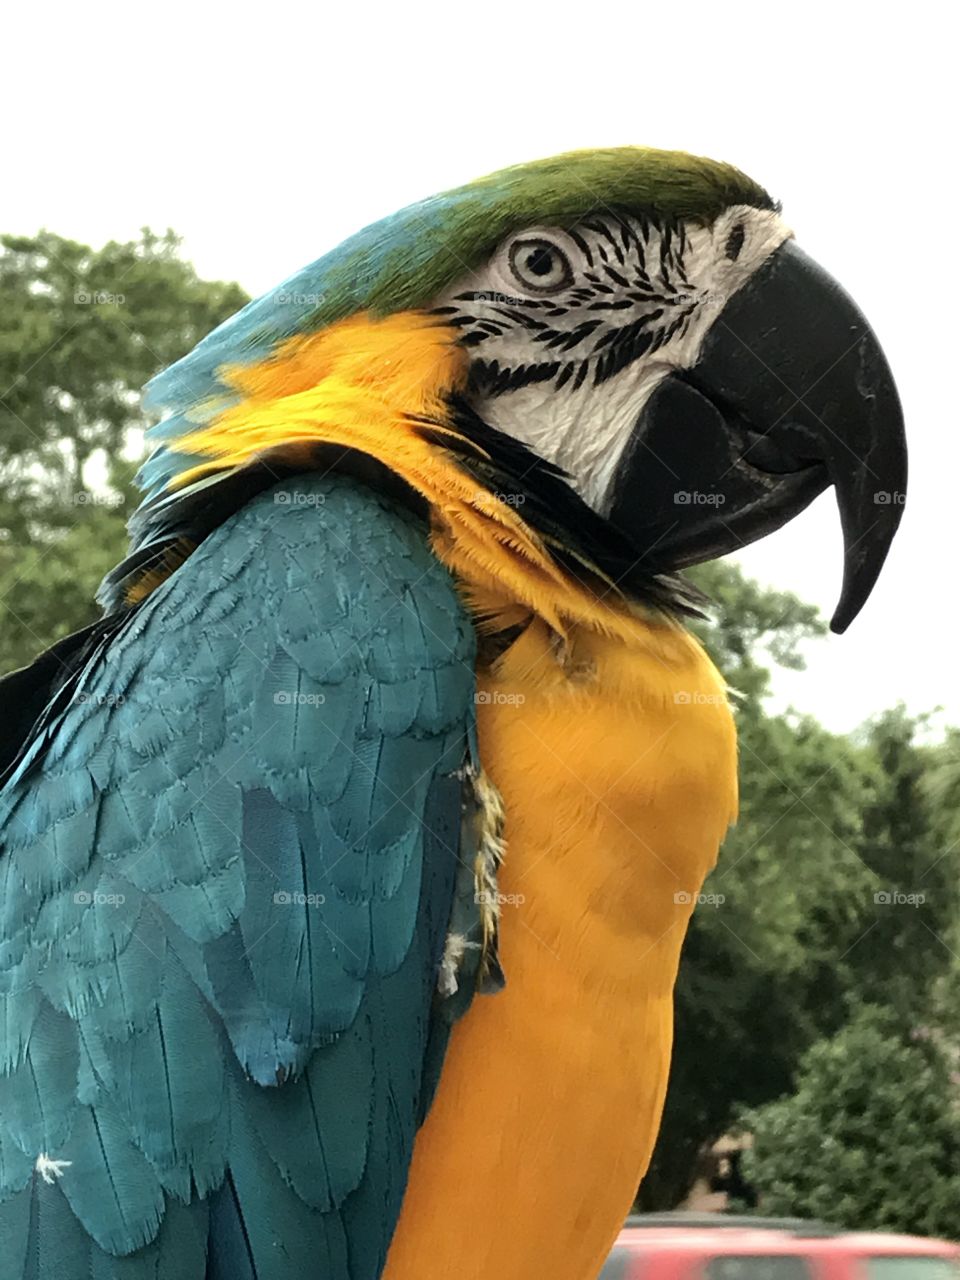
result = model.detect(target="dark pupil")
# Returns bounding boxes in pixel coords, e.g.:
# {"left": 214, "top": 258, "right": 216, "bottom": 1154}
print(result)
{"left": 525, "top": 247, "right": 554, "bottom": 277}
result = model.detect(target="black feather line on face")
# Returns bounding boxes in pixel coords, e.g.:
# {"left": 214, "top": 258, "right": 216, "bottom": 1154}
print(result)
{"left": 446, "top": 210, "right": 705, "bottom": 396}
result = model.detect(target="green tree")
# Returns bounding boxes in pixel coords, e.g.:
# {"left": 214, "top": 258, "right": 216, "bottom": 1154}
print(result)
{"left": 743, "top": 1005, "right": 960, "bottom": 1235}
{"left": 689, "top": 559, "right": 826, "bottom": 707}
{"left": 927, "top": 727, "right": 960, "bottom": 853}
{"left": 850, "top": 709, "right": 959, "bottom": 1018}
{"left": 0, "top": 229, "right": 247, "bottom": 671}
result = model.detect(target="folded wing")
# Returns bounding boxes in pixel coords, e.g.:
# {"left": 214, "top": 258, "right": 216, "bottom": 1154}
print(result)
{"left": 0, "top": 474, "right": 480, "bottom": 1280}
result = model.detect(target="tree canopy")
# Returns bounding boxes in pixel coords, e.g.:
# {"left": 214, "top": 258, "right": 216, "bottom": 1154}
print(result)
{"left": 742, "top": 1007, "right": 960, "bottom": 1235}
{"left": 0, "top": 228, "right": 247, "bottom": 671}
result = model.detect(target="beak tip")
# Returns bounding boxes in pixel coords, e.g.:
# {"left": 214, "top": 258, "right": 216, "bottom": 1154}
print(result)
{"left": 829, "top": 610, "right": 851, "bottom": 636}
{"left": 830, "top": 473, "right": 906, "bottom": 635}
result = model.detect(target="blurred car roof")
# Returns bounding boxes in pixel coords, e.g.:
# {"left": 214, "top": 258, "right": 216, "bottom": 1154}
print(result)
{"left": 617, "top": 1215, "right": 960, "bottom": 1255}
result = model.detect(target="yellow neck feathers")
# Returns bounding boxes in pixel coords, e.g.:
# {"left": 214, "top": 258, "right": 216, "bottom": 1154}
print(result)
{"left": 169, "top": 311, "right": 673, "bottom": 645}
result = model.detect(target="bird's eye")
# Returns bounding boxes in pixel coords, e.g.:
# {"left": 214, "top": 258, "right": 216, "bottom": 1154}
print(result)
{"left": 725, "top": 223, "right": 746, "bottom": 261}
{"left": 508, "top": 238, "right": 574, "bottom": 294}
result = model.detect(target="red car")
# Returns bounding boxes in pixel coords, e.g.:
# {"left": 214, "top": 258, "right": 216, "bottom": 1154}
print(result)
{"left": 602, "top": 1215, "right": 960, "bottom": 1280}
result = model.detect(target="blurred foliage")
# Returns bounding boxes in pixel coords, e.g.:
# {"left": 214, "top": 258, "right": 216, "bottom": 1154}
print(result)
{"left": 2, "top": 227, "right": 959, "bottom": 1232}
{"left": 742, "top": 1006, "right": 960, "bottom": 1235}
{"left": 690, "top": 559, "right": 828, "bottom": 703}
{"left": 0, "top": 228, "right": 247, "bottom": 671}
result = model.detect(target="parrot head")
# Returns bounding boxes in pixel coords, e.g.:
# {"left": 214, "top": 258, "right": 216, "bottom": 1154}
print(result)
{"left": 130, "top": 148, "right": 905, "bottom": 630}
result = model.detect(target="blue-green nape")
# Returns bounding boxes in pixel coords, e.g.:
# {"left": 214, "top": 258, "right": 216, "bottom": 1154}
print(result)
{"left": 0, "top": 475, "right": 483, "bottom": 1279}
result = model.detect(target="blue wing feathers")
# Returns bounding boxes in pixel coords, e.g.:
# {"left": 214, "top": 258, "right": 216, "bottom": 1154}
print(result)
{"left": 0, "top": 475, "right": 480, "bottom": 1277}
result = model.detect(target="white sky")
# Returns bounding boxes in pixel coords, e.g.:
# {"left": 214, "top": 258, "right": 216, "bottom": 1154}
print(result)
{"left": 2, "top": 3, "right": 953, "bottom": 733}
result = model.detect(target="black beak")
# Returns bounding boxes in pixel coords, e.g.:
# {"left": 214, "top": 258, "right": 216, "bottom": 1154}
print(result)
{"left": 607, "top": 240, "right": 907, "bottom": 632}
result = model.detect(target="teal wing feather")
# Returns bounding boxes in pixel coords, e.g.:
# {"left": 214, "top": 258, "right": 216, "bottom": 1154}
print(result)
{"left": 0, "top": 474, "right": 481, "bottom": 1279}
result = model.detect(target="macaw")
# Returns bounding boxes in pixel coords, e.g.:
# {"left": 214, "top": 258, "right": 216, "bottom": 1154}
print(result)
{"left": 0, "top": 148, "right": 905, "bottom": 1280}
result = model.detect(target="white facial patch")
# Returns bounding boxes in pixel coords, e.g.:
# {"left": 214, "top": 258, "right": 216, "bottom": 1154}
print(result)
{"left": 433, "top": 205, "right": 792, "bottom": 511}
